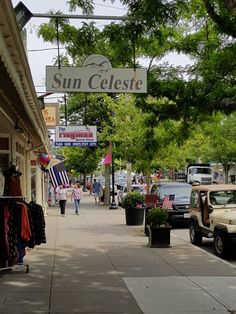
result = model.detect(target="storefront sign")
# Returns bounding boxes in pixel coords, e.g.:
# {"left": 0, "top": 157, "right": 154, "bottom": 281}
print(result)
{"left": 42, "top": 104, "right": 60, "bottom": 127}
{"left": 55, "top": 125, "right": 97, "bottom": 147}
{"left": 46, "top": 54, "right": 147, "bottom": 94}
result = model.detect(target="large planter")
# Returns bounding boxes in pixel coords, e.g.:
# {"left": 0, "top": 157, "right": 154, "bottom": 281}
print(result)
{"left": 125, "top": 207, "right": 145, "bottom": 226}
{"left": 148, "top": 226, "right": 171, "bottom": 247}
{"left": 144, "top": 208, "right": 150, "bottom": 236}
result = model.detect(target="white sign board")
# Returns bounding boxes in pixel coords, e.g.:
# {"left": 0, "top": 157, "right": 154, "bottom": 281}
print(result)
{"left": 55, "top": 125, "right": 97, "bottom": 147}
{"left": 46, "top": 54, "right": 147, "bottom": 94}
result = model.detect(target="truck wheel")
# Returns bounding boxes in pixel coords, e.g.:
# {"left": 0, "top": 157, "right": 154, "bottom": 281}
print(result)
{"left": 189, "top": 221, "right": 202, "bottom": 246}
{"left": 214, "top": 231, "right": 230, "bottom": 258}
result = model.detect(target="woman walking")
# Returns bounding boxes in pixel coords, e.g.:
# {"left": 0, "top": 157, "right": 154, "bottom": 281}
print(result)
{"left": 57, "top": 184, "right": 68, "bottom": 216}
{"left": 71, "top": 183, "right": 83, "bottom": 215}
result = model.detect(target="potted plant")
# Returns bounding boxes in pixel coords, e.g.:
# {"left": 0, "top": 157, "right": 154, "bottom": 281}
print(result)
{"left": 122, "top": 191, "right": 145, "bottom": 225}
{"left": 146, "top": 207, "right": 171, "bottom": 247}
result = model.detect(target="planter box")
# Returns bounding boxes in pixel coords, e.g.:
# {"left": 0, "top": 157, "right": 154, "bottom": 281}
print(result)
{"left": 125, "top": 207, "right": 145, "bottom": 226}
{"left": 148, "top": 226, "right": 171, "bottom": 247}
{"left": 144, "top": 208, "right": 150, "bottom": 236}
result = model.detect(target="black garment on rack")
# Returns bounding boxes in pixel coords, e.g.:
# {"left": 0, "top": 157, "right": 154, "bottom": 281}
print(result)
{"left": 28, "top": 201, "right": 46, "bottom": 245}
{"left": 0, "top": 203, "right": 8, "bottom": 268}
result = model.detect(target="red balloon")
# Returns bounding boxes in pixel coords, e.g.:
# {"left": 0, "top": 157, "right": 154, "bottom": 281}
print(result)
{"left": 38, "top": 153, "right": 51, "bottom": 170}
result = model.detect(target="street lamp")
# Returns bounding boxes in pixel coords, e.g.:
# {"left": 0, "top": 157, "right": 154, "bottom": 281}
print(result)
{"left": 14, "top": 2, "right": 33, "bottom": 31}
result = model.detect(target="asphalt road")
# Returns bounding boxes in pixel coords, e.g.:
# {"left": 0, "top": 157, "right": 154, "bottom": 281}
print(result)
{"left": 172, "top": 227, "right": 236, "bottom": 267}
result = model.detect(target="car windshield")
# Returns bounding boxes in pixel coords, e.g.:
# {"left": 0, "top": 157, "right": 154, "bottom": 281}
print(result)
{"left": 210, "top": 190, "right": 236, "bottom": 205}
{"left": 160, "top": 185, "right": 192, "bottom": 199}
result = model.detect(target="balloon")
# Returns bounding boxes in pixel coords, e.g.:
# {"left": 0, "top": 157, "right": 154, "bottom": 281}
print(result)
{"left": 38, "top": 153, "right": 51, "bottom": 170}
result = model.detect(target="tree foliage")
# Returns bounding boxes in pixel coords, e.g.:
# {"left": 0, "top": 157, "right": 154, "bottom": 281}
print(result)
{"left": 38, "top": 0, "right": 236, "bottom": 176}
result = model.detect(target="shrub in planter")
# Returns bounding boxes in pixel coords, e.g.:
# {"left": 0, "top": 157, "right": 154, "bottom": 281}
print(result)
{"left": 146, "top": 207, "right": 168, "bottom": 227}
{"left": 122, "top": 192, "right": 145, "bottom": 225}
{"left": 146, "top": 207, "right": 171, "bottom": 247}
{"left": 122, "top": 191, "right": 145, "bottom": 209}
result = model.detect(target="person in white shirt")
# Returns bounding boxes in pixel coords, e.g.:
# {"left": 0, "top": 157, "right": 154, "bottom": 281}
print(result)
{"left": 57, "top": 185, "right": 68, "bottom": 216}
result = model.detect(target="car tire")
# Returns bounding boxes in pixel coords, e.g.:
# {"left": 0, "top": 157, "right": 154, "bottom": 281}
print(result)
{"left": 189, "top": 220, "right": 202, "bottom": 246}
{"left": 214, "top": 231, "right": 230, "bottom": 259}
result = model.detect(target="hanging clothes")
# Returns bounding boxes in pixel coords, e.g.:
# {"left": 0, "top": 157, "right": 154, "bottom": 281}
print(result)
{"left": 28, "top": 201, "right": 46, "bottom": 245}
{"left": 0, "top": 199, "right": 46, "bottom": 269}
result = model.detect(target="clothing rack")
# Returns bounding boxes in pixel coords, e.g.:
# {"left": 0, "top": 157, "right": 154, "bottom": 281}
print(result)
{"left": 0, "top": 196, "right": 29, "bottom": 274}
{"left": 0, "top": 197, "right": 46, "bottom": 275}
{"left": 0, "top": 262, "right": 29, "bottom": 274}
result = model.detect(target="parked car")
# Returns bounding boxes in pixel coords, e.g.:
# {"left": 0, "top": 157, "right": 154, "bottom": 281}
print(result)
{"left": 152, "top": 182, "right": 192, "bottom": 225}
{"left": 118, "top": 184, "right": 145, "bottom": 206}
{"left": 115, "top": 177, "right": 127, "bottom": 190}
{"left": 189, "top": 184, "right": 236, "bottom": 258}
{"left": 98, "top": 178, "right": 118, "bottom": 196}
{"left": 150, "top": 179, "right": 170, "bottom": 194}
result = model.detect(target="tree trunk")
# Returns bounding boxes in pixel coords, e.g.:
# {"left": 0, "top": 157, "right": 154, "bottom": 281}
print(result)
{"left": 104, "top": 164, "right": 110, "bottom": 205}
{"left": 126, "top": 162, "right": 132, "bottom": 192}
{"left": 223, "top": 163, "right": 230, "bottom": 184}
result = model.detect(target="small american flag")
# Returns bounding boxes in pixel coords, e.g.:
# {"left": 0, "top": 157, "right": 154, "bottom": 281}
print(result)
{"left": 48, "top": 161, "right": 69, "bottom": 187}
{"left": 162, "top": 195, "right": 174, "bottom": 209}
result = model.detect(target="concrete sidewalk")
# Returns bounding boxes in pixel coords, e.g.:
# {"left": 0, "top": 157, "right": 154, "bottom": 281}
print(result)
{"left": 1, "top": 193, "right": 236, "bottom": 313}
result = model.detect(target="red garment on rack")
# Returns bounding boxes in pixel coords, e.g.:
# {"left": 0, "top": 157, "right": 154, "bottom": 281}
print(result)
{"left": 4, "top": 205, "right": 10, "bottom": 256}
{"left": 18, "top": 203, "right": 31, "bottom": 242}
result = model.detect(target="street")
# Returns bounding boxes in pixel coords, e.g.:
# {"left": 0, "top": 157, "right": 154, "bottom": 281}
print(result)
{"left": 172, "top": 227, "right": 236, "bottom": 267}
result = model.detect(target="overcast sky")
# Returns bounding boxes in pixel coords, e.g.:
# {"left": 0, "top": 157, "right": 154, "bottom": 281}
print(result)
{"left": 11, "top": 1, "right": 191, "bottom": 103}
{"left": 11, "top": 0, "right": 128, "bottom": 102}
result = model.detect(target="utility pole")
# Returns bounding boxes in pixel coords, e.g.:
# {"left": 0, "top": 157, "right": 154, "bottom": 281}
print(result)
{"left": 64, "top": 94, "right": 67, "bottom": 126}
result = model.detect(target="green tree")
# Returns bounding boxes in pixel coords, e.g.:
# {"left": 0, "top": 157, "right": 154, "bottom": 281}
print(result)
{"left": 202, "top": 113, "right": 236, "bottom": 183}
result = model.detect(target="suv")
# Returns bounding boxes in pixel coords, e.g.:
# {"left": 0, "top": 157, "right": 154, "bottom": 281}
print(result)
{"left": 189, "top": 184, "right": 236, "bottom": 258}
{"left": 152, "top": 182, "right": 192, "bottom": 225}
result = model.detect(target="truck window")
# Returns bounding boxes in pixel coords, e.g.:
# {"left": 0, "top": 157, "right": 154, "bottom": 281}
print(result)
{"left": 190, "top": 190, "right": 198, "bottom": 207}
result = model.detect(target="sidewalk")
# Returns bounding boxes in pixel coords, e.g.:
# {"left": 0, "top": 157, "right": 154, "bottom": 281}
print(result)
{"left": 1, "top": 193, "right": 236, "bottom": 313}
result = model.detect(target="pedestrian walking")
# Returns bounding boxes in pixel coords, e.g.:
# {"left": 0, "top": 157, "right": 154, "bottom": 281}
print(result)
{"left": 71, "top": 183, "right": 83, "bottom": 214}
{"left": 92, "top": 178, "right": 102, "bottom": 204}
{"left": 57, "top": 184, "right": 68, "bottom": 216}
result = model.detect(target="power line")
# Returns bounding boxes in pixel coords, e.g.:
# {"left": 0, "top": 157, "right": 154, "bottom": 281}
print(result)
{"left": 94, "top": 1, "right": 127, "bottom": 11}
{"left": 28, "top": 47, "right": 66, "bottom": 52}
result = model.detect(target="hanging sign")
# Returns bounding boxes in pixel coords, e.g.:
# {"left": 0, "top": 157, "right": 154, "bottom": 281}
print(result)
{"left": 55, "top": 125, "right": 97, "bottom": 147}
{"left": 46, "top": 54, "right": 147, "bottom": 94}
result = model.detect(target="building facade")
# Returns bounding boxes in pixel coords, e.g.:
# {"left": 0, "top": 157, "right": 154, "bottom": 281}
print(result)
{"left": 0, "top": 0, "right": 50, "bottom": 208}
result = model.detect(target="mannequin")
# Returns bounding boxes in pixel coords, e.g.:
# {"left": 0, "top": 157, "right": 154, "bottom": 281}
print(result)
{"left": 3, "top": 164, "right": 22, "bottom": 196}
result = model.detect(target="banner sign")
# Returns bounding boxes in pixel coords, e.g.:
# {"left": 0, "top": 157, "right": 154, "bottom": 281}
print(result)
{"left": 46, "top": 54, "right": 147, "bottom": 94}
{"left": 55, "top": 125, "right": 97, "bottom": 147}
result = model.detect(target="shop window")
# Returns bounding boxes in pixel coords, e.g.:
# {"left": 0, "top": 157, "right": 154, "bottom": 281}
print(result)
{"left": 0, "top": 154, "right": 9, "bottom": 170}
{"left": 0, "top": 137, "right": 9, "bottom": 150}
{"left": 31, "top": 167, "right": 36, "bottom": 201}
{"left": 0, "top": 136, "right": 10, "bottom": 171}
{"left": 16, "top": 142, "right": 25, "bottom": 156}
